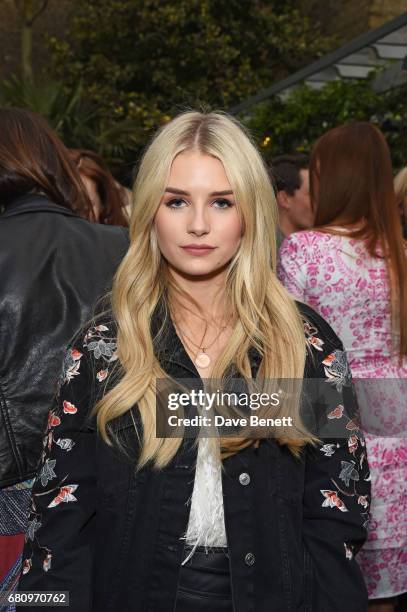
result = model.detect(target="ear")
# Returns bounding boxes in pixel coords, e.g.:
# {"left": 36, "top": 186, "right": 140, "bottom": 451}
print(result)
{"left": 276, "top": 190, "right": 290, "bottom": 211}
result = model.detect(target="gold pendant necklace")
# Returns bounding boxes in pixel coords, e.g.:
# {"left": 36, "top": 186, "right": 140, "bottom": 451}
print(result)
{"left": 195, "top": 349, "right": 211, "bottom": 369}
{"left": 176, "top": 320, "right": 228, "bottom": 369}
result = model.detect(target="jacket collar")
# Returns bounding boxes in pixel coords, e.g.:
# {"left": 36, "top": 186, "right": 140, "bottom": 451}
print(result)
{"left": 152, "top": 301, "right": 200, "bottom": 379}
{"left": 151, "top": 300, "right": 263, "bottom": 379}
{"left": 1, "top": 194, "right": 78, "bottom": 218}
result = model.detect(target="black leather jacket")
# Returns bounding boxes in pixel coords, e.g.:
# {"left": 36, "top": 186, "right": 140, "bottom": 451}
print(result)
{"left": 0, "top": 195, "right": 129, "bottom": 487}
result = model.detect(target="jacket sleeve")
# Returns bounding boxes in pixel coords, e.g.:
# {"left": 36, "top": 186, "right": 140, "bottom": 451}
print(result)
{"left": 301, "top": 314, "right": 371, "bottom": 611}
{"left": 18, "top": 333, "right": 97, "bottom": 612}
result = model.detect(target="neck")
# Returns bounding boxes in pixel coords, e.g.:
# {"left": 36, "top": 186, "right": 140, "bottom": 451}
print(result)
{"left": 168, "top": 268, "right": 229, "bottom": 324}
{"left": 279, "top": 213, "right": 299, "bottom": 237}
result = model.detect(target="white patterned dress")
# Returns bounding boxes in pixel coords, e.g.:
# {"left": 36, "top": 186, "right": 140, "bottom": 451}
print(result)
{"left": 278, "top": 230, "right": 407, "bottom": 599}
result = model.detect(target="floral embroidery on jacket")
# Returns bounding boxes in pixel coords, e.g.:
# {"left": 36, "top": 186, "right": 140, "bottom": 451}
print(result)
{"left": 322, "top": 349, "right": 352, "bottom": 391}
{"left": 305, "top": 316, "right": 371, "bottom": 551}
{"left": 22, "top": 322, "right": 117, "bottom": 575}
{"left": 303, "top": 321, "right": 325, "bottom": 351}
{"left": 84, "top": 324, "right": 117, "bottom": 363}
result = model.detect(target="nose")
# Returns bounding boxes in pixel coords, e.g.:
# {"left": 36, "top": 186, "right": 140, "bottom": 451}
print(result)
{"left": 186, "top": 204, "right": 210, "bottom": 236}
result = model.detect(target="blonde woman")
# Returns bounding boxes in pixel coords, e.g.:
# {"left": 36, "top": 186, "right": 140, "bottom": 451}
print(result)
{"left": 20, "top": 112, "right": 370, "bottom": 612}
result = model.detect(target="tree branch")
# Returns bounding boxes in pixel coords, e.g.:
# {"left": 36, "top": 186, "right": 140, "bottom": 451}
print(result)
{"left": 27, "top": 0, "right": 49, "bottom": 27}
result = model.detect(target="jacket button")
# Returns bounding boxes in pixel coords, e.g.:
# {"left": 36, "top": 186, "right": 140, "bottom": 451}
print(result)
{"left": 244, "top": 552, "right": 255, "bottom": 566}
{"left": 239, "top": 472, "right": 251, "bottom": 486}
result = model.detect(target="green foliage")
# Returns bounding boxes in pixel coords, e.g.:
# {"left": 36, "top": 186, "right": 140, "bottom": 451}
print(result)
{"left": 246, "top": 78, "right": 407, "bottom": 169}
{"left": 376, "top": 84, "right": 407, "bottom": 170}
{"left": 45, "top": 0, "right": 335, "bottom": 164}
{"left": 0, "top": 75, "right": 143, "bottom": 169}
{"left": 0, "top": 75, "right": 92, "bottom": 136}
{"left": 6, "top": 1, "right": 406, "bottom": 175}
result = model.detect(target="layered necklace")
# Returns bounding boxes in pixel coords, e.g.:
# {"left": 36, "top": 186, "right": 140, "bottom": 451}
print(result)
{"left": 175, "top": 317, "right": 228, "bottom": 369}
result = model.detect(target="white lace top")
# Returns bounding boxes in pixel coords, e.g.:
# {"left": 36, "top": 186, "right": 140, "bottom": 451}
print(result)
{"left": 181, "top": 436, "right": 227, "bottom": 564}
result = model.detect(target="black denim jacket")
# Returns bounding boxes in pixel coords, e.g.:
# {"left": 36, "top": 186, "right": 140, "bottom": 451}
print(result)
{"left": 19, "top": 303, "right": 370, "bottom": 611}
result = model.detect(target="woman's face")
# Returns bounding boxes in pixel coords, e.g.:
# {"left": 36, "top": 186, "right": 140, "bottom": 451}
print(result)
{"left": 154, "top": 150, "right": 242, "bottom": 279}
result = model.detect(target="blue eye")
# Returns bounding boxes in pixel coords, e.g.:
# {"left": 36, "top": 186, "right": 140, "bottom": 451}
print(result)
{"left": 212, "top": 199, "right": 233, "bottom": 209}
{"left": 166, "top": 198, "right": 187, "bottom": 209}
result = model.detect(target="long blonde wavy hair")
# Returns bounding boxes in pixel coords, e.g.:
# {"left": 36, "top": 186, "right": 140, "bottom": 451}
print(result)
{"left": 94, "top": 111, "right": 313, "bottom": 468}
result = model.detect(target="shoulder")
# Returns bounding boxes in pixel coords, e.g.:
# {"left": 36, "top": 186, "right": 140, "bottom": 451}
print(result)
{"left": 280, "top": 230, "right": 325, "bottom": 250}
{"left": 296, "top": 301, "right": 346, "bottom": 376}
{"left": 61, "top": 313, "right": 119, "bottom": 393}
{"left": 74, "top": 218, "right": 129, "bottom": 246}
{"left": 297, "top": 301, "right": 340, "bottom": 342}
{"left": 77, "top": 312, "right": 118, "bottom": 361}
{"left": 280, "top": 230, "right": 340, "bottom": 256}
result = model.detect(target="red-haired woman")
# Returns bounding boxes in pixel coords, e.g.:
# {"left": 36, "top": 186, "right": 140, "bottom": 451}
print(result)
{"left": 278, "top": 122, "right": 407, "bottom": 612}
{"left": 69, "top": 149, "right": 130, "bottom": 227}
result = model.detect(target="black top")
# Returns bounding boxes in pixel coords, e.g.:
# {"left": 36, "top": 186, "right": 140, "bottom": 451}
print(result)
{"left": 0, "top": 195, "right": 129, "bottom": 486}
{"left": 19, "top": 302, "right": 370, "bottom": 611}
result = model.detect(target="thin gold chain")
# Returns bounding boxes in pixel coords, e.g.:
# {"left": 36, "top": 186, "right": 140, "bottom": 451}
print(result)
{"left": 177, "top": 322, "right": 227, "bottom": 352}
{"left": 176, "top": 319, "right": 207, "bottom": 351}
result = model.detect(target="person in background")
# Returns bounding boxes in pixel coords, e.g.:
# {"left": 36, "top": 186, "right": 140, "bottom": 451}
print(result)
{"left": 270, "top": 153, "right": 313, "bottom": 250}
{"left": 69, "top": 149, "right": 130, "bottom": 227}
{"left": 394, "top": 166, "right": 407, "bottom": 239}
{"left": 278, "top": 122, "right": 407, "bottom": 612}
{"left": 0, "top": 109, "right": 129, "bottom": 606}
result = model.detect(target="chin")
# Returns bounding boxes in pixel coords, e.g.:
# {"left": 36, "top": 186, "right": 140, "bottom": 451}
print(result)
{"left": 180, "top": 266, "right": 222, "bottom": 278}
{"left": 170, "top": 260, "right": 230, "bottom": 280}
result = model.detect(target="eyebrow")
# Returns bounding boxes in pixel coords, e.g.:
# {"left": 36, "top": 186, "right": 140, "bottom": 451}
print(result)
{"left": 165, "top": 187, "right": 234, "bottom": 196}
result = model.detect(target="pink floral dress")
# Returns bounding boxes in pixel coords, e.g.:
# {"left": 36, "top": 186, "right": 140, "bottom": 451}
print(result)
{"left": 278, "top": 230, "right": 407, "bottom": 599}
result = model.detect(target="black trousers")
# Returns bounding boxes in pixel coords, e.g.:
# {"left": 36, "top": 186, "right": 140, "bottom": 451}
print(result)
{"left": 175, "top": 547, "right": 234, "bottom": 612}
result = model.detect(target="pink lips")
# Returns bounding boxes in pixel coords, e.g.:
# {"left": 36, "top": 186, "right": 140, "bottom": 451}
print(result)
{"left": 181, "top": 244, "right": 216, "bottom": 256}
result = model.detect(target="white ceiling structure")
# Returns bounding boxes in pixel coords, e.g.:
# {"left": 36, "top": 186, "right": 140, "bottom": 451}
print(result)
{"left": 231, "top": 12, "right": 407, "bottom": 114}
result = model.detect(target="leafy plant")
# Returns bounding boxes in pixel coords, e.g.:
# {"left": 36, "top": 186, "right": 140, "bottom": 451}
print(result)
{"left": 0, "top": 75, "right": 142, "bottom": 174}
{"left": 43, "top": 0, "right": 336, "bottom": 163}
{"left": 245, "top": 78, "right": 407, "bottom": 169}
{"left": 0, "top": 75, "right": 93, "bottom": 134}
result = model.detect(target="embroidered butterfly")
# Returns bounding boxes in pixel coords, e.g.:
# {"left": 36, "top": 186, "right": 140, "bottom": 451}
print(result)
{"left": 97, "top": 369, "right": 108, "bottom": 382}
{"left": 322, "top": 350, "right": 351, "bottom": 391}
{"left": 347, "top": 435, "right": 358, "bottom": 455}
{"left": 320, "top": 443, "right": 338, "bottom": 457}
{"left": 358, "top": 495, "right": 369, "bottom": 509}
{"left": 55, "top": 438, "right": 75, "bottom": 452}
{"left": 344, "top": 543, "right": 353, "bottom": 560}
{"left": 346, "top": 418, "right": 360, "bottom": 431}
{"left": 327, "top": 405, "right": 344, "bottom": 419}
{"left": 26, "top": 517, "right": 41, "bottom": 541}
{"left": 47, "top": 484, "right": 79, "bottom": 508}
{"left": 339, "top": 461, "right": 360, "bottom": 487}
{"left": 63, "top": 401, "right": 78, "bottom": 415}
{"left": 320, "top": 490, "right": 348, "bottom": 512}
{"left": 40, "top": 459, "right": 57, "bottom": 487}
{"left": 47, "top": 412, "right": 61, "bottom": 428}
{"left": 43, "top": 553, "right": 52, "bottom": 572}
{"left": 62, "top": 348, "right": 82, "bottom": 383}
